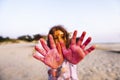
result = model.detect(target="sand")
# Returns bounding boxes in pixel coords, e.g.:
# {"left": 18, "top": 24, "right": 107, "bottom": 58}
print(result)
{"left": 0, "top": 42, "right": 120, "bottom": 80}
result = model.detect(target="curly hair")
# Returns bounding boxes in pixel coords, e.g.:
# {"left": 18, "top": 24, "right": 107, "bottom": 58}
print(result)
{"left": 47, "top": 25, "right": 70, "bottom": 48}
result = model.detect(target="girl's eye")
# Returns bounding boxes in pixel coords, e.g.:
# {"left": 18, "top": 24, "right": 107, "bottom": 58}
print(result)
{"left": 54, "top": 37, "right": 58, "bottom": 39}
{"left": 54, "top": 36, "right": 57, "bottom": 39}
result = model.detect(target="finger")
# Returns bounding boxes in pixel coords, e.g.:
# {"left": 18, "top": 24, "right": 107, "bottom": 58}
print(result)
{"left": 49, "top": 34, "right": 56, "bottom": 49}
{"left": 40, "top": 38, "right": 50, "bottom": 52}
{"left": 35, "top": 45, "right": 46, "bottom": 56}
{"left": 84, "top": 45, "right": 96, "bottom": 55}
{"left": 81, "top": 37, "right": 91, "bottom": 49}
{"left": 77, "top": 31, "right": 86, "bottom": 46}
{"left": 71, "top": 30, "right": 77, "bottom": 45}
{"left": 60, "top": 39, "right": 67, "bottom": 51}
{"left": 56, "top": 42, "right": 62, "bottom": 55}
{"left": 33, "top": 52, "right": 45, "bottom": 62}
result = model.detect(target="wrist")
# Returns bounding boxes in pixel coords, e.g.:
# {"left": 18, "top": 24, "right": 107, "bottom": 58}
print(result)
{"left": 52, "top": 69, "right": 57, "bottom": 77}
{"left": 50, "top": 69, "right": 57, "bottom": 77}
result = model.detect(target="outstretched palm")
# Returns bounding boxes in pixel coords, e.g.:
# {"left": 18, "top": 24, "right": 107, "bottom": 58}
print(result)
{"left": 33, "top": 35, "right": 63, "bottom": 69}
{"left": 60, "top": 30, "right": 95, "bottom": 64}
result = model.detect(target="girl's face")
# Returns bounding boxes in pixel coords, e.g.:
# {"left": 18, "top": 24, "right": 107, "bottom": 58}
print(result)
{"left": 53, "top": 30, "right": 66, "bottom": 44}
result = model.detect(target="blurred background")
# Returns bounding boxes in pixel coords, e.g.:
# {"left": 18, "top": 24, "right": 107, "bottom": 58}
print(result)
{"left": 0, "top": 0, "right": 120, "bottom": 43}
{"left": 0, "top": 0, "right": 120, "bottom": 80}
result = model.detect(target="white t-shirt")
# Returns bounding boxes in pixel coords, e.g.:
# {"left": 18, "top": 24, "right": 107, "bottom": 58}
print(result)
{"left": 48, "top": 60, "right": 78, "bottom": 80}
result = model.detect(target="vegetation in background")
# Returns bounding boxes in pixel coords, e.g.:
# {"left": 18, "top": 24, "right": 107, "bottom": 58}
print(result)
{"left": 0, "top": 34, "right": 47, "bottom": 43}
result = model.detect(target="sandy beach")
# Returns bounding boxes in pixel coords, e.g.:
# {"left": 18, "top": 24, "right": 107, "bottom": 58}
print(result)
{"left": 0, "top": 42, "right": 120, "bottom": 80}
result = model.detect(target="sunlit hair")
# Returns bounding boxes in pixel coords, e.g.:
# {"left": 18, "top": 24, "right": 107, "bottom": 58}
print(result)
{"left": 47, "top": 25, "right": 70, "bottom": 48}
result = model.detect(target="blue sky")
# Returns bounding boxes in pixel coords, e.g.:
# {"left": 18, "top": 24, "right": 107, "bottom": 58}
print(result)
{"left": 0, "top": 0, "right": 120, "bottom": 43}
